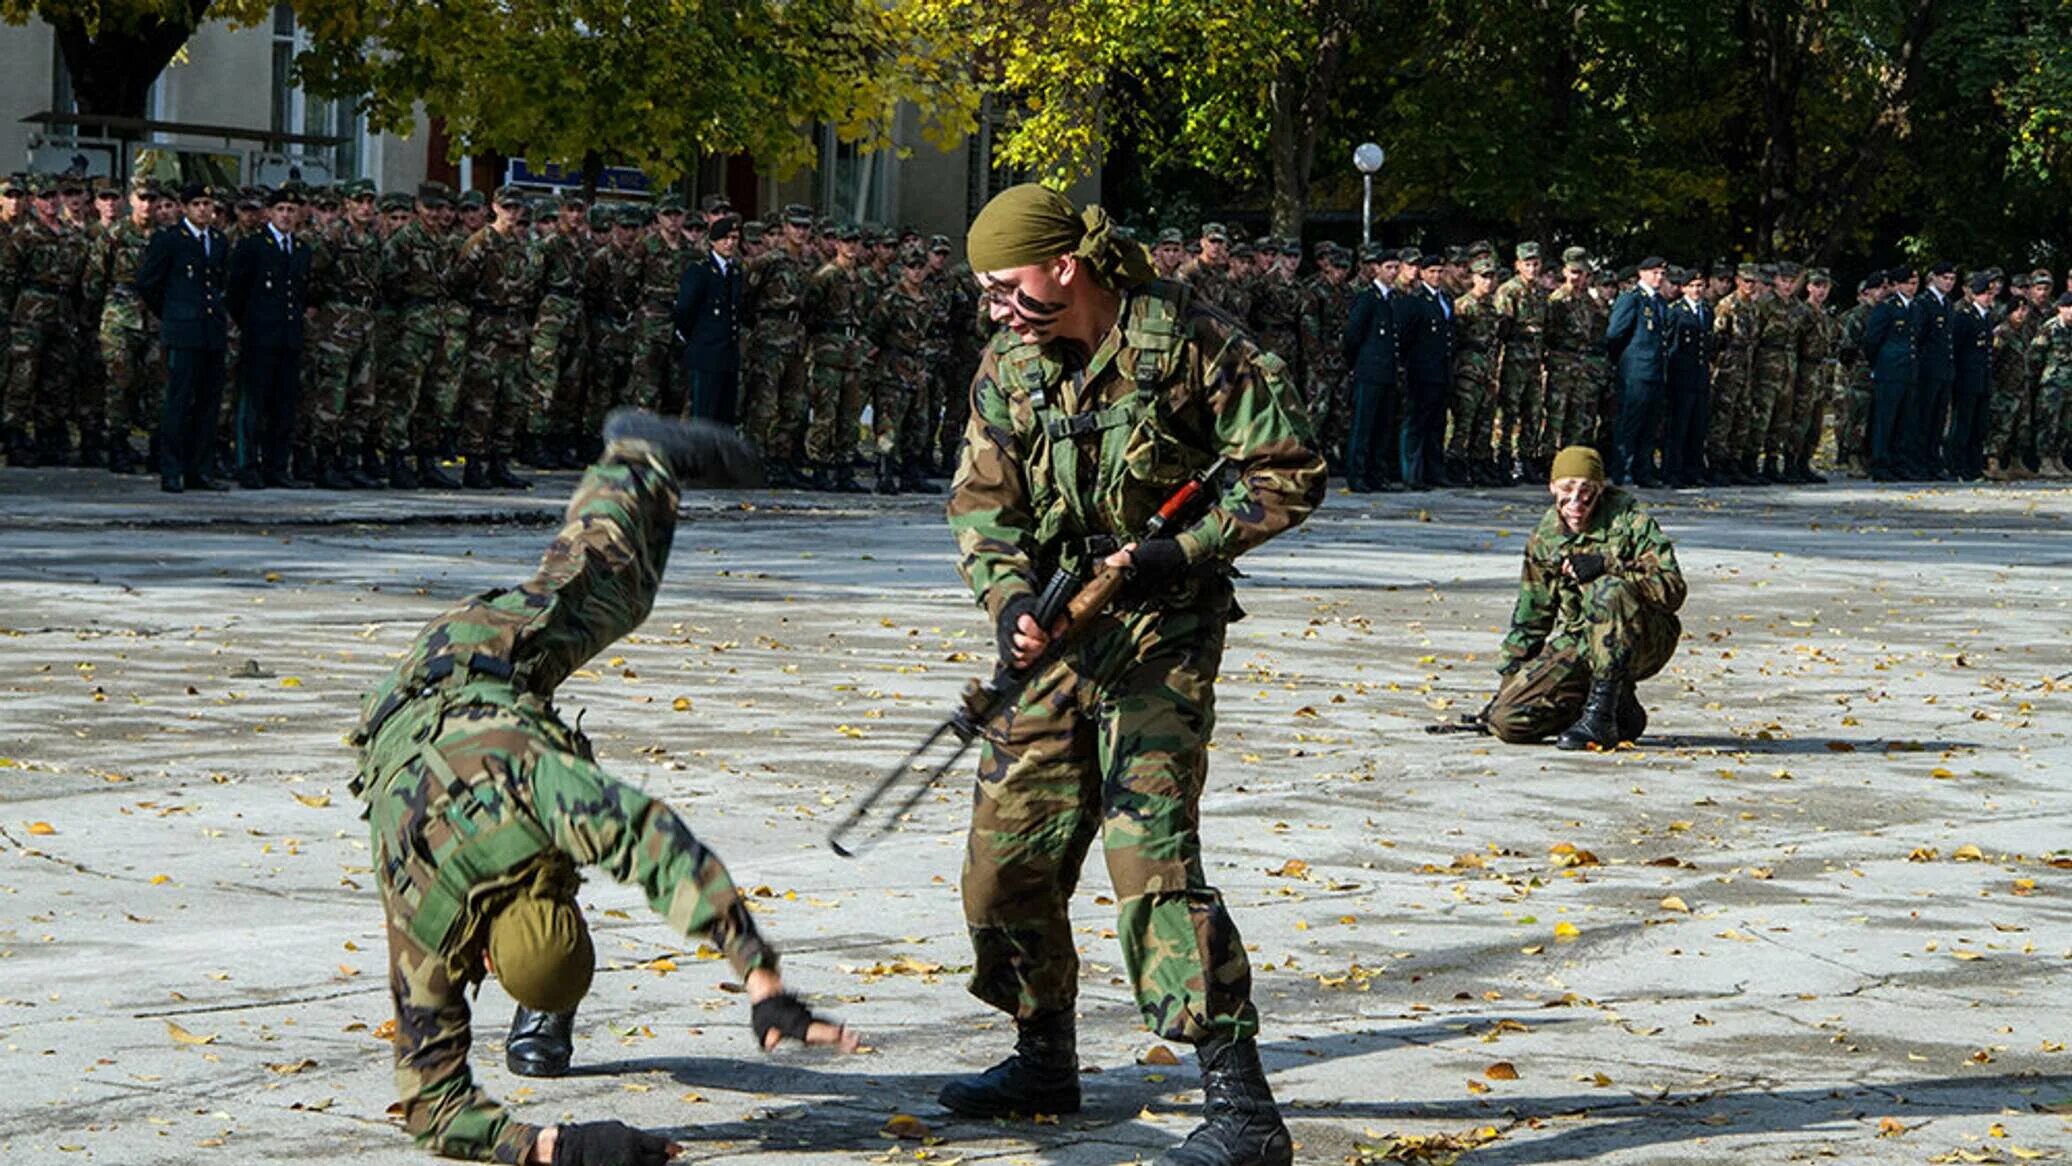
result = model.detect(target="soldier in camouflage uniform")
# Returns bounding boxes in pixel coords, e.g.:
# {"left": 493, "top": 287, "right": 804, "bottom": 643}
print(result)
{"left": 1175, "top": 222, "right": 1243, "bottom": 318}
{"left": 630, "top": 195, "right": 693, "bottom": 416}
{"left": 303, "top": 179, "right": 385, "bottom": 489}
{"left": 1488, "top": 446, "right": 1684, "bottom": 751}
{"left": 1298, "top": 243, "right": 1352, "bottom": 469}
{"left": 89, "top": 176, "right": 166, "bottom": 475}
{"left": 738, "top": 204, "right": 815, "bottom": 485}
{"left": 860, "top": 243, "right": 943, "bottom": 496}
{"left": 4, "top": 174, "right": 89, "bottom": 466}
{"left": 1446, "top": 256, "right": 1502, "bottom": 484}
{"left": 943, "top": 185, "right": 1323, "bottom": 1166}
{"left": 1708, "top": 263, "right": 1764, "bottom": 484}
{"left": 380, "top": 183, "right": 464, "bottom": 489}
{"left": 1150, "top": 227, "right": 1187, "bottom": 280}
{"left": 352, "top": 410, "right": 849, "bottom": 1166}
{"left": 528, "top": 195, "right": 590, "bottom": 468}
{"left": 1836, "top": 274, "right": 1880, "bottom": 475}
{"left": 1984, "top": 294, "right": 2035, "bottom": 480}
{"left": 450, "top": 187, "right": 541, "bottom": 490}
{"left": 1749, "top": 262, "right": 1808, "bottom": 483}
{"left": 1492, "top": 242, "right": 1549, "bottom": 484}
{"left": 1246, "top": 241, "right": 1303, "bottom": 379}
{"left": 582, "top": 205, "right": 645, "bottom": 443}
{"left": 1787, "top": 270, "right": 1838, "bottom": 483}
{"left": 910, "top": 233, "right": 960, "bottom": 479}
{"left": 2029, "top": 294, "right": 2072, "bottom": 476}
{"left": 802, "top": 224, "right": 869, "bottom": 492}
{"left": 1541, "top": 257, "right": 1601, "bottom": 454}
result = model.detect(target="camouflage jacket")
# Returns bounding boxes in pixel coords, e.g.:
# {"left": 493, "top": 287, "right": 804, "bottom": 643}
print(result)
{"left": 382, "top": 218, "right": 449, "bottom": 306}
{"left": 634, "top": 231, "right": 690, "bottom": 311}
{"left": 1544, "top": 286, "right": 1601, "bottom": 358}
{"left": 743, "top": 245, "right": 808, "bottom": 327}
{"left": 1755, "top": 293, "right": 1807, "bottom": 358}
{"left": 1491, "top": 274, "right": 1548, "bottom": 354}
{"left": 1801, "top": 305, "right": 1839, "bottom": 368}
{"left": 1837, "top": 304, "right": 1870, "bottom": 369}
{"left": 1298, "top": 274, "right": 1352, "bottom": 378}
{"left": 948, "top": 279, "right": 1326, "bottom": 620}
{"left": 530, "top": 230, "right": 586, "bottom": 301}
{"left": 1452, "top": 289, "right": 1499, "bottom": 371}
{"left": 584, "top": 241, "right": 640, "bottom": 323}
{"left": 450, "top": 225, "right": 541, "bottom": 313}
{"left": 1712, "top": 290, "right": 1762, "bottom": 371}
{"left": 804, "top": 261, "right": 866, "bottom": 336}
{"left": 1991, "top": 319, "right": 2032, "bottom": 396}
{"left": 1248, "top": 273, "right": 1303, "bottom": 337}
{"left": 868, "top": 279, "right": 932, "bottom": 357}
{"left": 2032, "top": 317, "right": 2072, "bottom": 386}
{"left": 309, "top": 219, "right": 382, "bottom": 309}
{"left": 1177, "top": 259, "right": 1246, "bottom": 322}
{"left": 86, "top": 216, "right": 155, "bottom": 308}
{"left": 1500, "top": 490, "right": 1686, "bottom": 668}
{"left": 7, "top": 216, "right": 86, "bottom": 307}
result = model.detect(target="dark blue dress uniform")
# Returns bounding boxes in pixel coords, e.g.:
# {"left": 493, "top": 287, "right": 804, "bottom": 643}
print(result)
{"left": 1661, "top": 293, "right": 1712, "bottom": 487}
{"left": 1860, "top": 286, "right": 1917, "bottom": 481}
{"left": 227, "top": 223, "right": 315, "bottom": 486}
{"left": 1397, "top": 278, "right": 1454, "bottom": 488}
{"left": 134, "top": 207, "right": 230, "bottom": 491}
{"left": 1340, "top": 281, "right": 1401, "bottom": 491}
{"left": 672, "top": 242, "right": 743, "bottom": 425}
{"left": 1947, "top": 295, "right": 1994, "bottom": 480}
{"left": 1604, "top": 280, "right": 1669, "bottom": 485}
{"left": 1910, "top": 282, "right": 1957, "bottom": 477}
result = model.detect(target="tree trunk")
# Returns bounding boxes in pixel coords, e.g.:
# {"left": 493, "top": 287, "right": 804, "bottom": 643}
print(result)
{"left": 1811, "top": 0, "right": 1939, "bottom": 263}
{"left": 1267, "top": 13, "right": 1349, "bottom": 239}
{"left": 48, "top": 1, "right": 214, "bottom": 120}
{"left": 581, "top": 149, "right": 604, "bottom": 205}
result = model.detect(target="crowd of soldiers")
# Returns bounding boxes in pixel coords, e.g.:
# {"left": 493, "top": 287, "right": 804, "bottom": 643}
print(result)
{"left": 1155, "top": 227, "right": 2072, "bottom": 488}
{"left": 0, "top": 171, "right": 984, "bottom": 494}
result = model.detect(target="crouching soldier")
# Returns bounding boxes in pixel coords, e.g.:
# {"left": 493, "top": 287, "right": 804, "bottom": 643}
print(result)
{"left": 352, "top": 410, "right": 855, "bottom": 1164}
{"left": 1488, "top": 445, "right": 1685, "bottom": 750}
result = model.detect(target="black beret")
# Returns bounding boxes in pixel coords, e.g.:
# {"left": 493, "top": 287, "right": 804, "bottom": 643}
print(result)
{"left": 708, "top": 214, "right": 739, "bottom": 242}
{"left": 1636, "top": 255, "right": 1666, "bottom": 271}
{"left": 1928, "top": 261, "right": 1956, "bottom": 276}
{"left": 2058, "top": 292, "right": 2072, "bottom": 308}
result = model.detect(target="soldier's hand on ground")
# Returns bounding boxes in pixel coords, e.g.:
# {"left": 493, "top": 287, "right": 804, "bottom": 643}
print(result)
{"left": 541, "top": 1119, "right": 677, "bottom": 1166}
{"left": 746, "top": 968, "right": 860, "bottom": 1053}
{"left": 1562, "top": 551, "right": 1607, "bottom": 582}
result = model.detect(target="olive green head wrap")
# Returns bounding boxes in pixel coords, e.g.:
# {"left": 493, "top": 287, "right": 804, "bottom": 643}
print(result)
{"left": 487, "top": 863, "right": 594, "bottom": 1012}
{"left": 1549, "top": 445, "right": 1606, "bottom": 484}
{"left": 966, "top": 183, "right": 1154, "bottom": 289}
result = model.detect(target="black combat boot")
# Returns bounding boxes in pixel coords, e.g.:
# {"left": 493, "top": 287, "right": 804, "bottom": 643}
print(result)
{"left": 901, "top": 456, "right": 942, "bottom": 495}
{"left": 830, "top": 464, "right": 869, "bottom": 494}
{"left": 1556, "top": 676, "right": 1625, "bottom": 752}
{"left": 938, "top": 1009, "right": 1081, "bottom": 1118}
{"left": 316, "top": 450, "right": 355, "bottom": 490}
{"left": 1157, "top": 1034, "right": 1293, "bottom": 1166}
{"left": 107, "top": 436, "right": 138, "bottom": 476}
{"left": 418, "top": 452, "right": 462, "bottom": 489}
{"left": 352, "top": 441, "right": 387, "bottom": 489}
{"left": 1759, "top": 454, "right": 1784, "bottom": 484}
{"left": 873, "top": 453, "right": 903, "bottom": 495}
{"left": 805, "top": 465, "right": 837, "bottom": 491}
{"left": 462, "top": 457, "right": 492, "bottom": 489}
{"left": 600, "top": 409, "right": 762, "bottom": 485}
{"left": 1617, "top": 684, "right": 1648, "bottom": 745}
{"left": 78, "top": 426, "right": 106, "bottom": 469}
{"left": 506, "top": 1005, "right": 576, "bottom": 1078}
{"left": 388, "top": 451, "right": 420, "bottom": 490}
{"left": 487, "top": 459, "right": 532, "bottom": 490}
{"left": 1800, "top": 460, "right": 1827, "bottom": 485}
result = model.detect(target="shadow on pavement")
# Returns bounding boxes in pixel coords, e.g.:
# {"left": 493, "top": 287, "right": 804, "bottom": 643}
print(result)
{"left": 1643, "top": 734, "right": 1980, "bottom": 755}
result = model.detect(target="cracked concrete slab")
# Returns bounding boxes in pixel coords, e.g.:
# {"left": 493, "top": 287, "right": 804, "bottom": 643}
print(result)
{"left": 1, "top": 465, "right": 2067, "bottom": 1164}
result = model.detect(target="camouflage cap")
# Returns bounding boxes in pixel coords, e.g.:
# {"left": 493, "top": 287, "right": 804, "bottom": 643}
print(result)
{"left": 586, "top": 203, "right": 612, "bottom": 231}
{"left": 1807, "top": 267, "right": 1832, "bottom": 286}
{"left": 1592, "top": 266, "right": 1617, "bottom": 284}
{"left": 127, "top": 172, "right": 161, "bottom": 197}
{"left": 1564, "top": 257, "right": 1589, "bottom": 274}
{"left": 656, "top": 192, "right": 685, "bottom": 213}
{"left": 898, "top": 241, "right": 929, "bottom": 267}
{"left": 1, "top": 172, "right": 28, "bottom": 196}
{"left": 1396, "top": 246, "right": 1421, "bottom": 265}
{"left": 1561, "top": 245, "right": 1589, "bottom": 265}
{"left": 528, "top": 197, "right": 556, "bottom": 218}
{"left": 834, "top": 223, "right": 860, "bottom": 242}
{"left": 1281, "top": 240, "right": 1302, "bottom": 256}
{"left": 1711, "top": 260, "right": 1736, "bottom": 279}
{"left": 1253, "top": 235, "right": 1275, "bottom": 250}
{"left": 699, "top": 193, "right": 732, "bottom": 214}
{"left": 740, "top": 220, "right": 765, "bottom": 243}
{"left": 1515, "top": 241, "right": 1541, "bottom": 261}
{"left": 1200, "top": 221, "right": 1229, "bottom": 242}
{"left": 56, "top": 172, "right": 86, "bottom": 194}
{"left": 416, "top": 181, "right": 454, "bottom": 207}
{"left": 311, "top": 186, "right": 342, "bottom": 209}
{"left": 456, "top": 189, "right": 487, "bottom": 210}
{"left": 1470, "top": 256, "right": 1498, "bottom": 276}
{"left": 25, "top": 172, "right": 55, "bottom": 196}
{"left": 1443, "top": 245, "right": 1467, "bottom": 264}
{"left": 1359, "top": 242, "right": 1391, "bottom": 263}
{"left": 1774, "top": 260, "right": 1803, "bottom": 279}
{"left": 237, "top": 186, "right": 265, "bottom": 210}
{"left": 1466, "top": 239, "right": 1495, "bottom": 259}
{"left": 783, "top": 202, "right": 815, "bottom": 225}
{"left": 1155, "top": 227, "right": 1186, "bottom": 246}
{"left": 378, "top": 191, "right": 413, "bottom": 213}
{"left": 2032, "top": 267, "right": 2054, "bottom": 284}
{"left": 1983, "top": 265, "right": 2004, "bottom": 280}
{"left": 929, "top": 233, "right": 953, "bottom": 253}
{"left": 1968, "top": 271, "right": 1993, "bottom": 294}
{"left": 1231, "top": 240, "right": 1257, "bottom": 258}
{"left": 683, "top": 213, "right": 708, "bottom": 233}
{"left": 341, "top": 178, "right": 377, "bottom": 200}
{"left": 626, "top": 203, "right": 656, "bottom": 228}
{"left": 91, "top": 176, "right": 120, "bottom": 197}
{"left": 1736, "top": 262, "right": 1762, "bottom": 280}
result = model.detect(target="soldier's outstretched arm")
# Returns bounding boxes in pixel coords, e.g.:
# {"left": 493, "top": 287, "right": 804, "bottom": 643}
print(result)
{"left": 1178, "top": 335, "right": 1328, "bottom": 566}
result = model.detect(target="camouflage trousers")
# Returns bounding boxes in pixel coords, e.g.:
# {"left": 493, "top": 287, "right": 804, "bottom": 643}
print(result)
{"left": 633, "top": 309, "right": 687, "bottom": 417}
{"left": 740, "top": 324, "right": 807, "bottom": 460}
{"left": 99, "top": 296, "right": 162, "bottom": 439}
{"left": 962, "top": 594, "right": 1259, "bottom": 1044}
{"left": 907, "top": 344, "right": 951, "bottom": 461}
{"left": 380, "top": 306, "right": 455, "bottom": 455}
{"left": 871, "top": 349, "right": 924, "bottom": 456}
{"left": 307, "top": 304, "right": 379, "bottom": 449}
{"left": 74, "top": 299, "right": 109, "bottom": 440}
{"left": 1446, "top": 354, "right": 1497, "bottom": 462}
{"left": 1497, "top": 347, "right": 1545, "bottom": 462}
{"left": 530, "top": 295, "right": 587, "bottom": 441}
{"left": 805, "top": 336, "right": 865, "bottom": 467}
{"left": 1542, "top": 353, "right": 1596, "bottom": 451}
{"left": 1488, "top": 577, "right": 1680, "bottom": 745}
{"left": 1752, "top": 349, "right": 1798, "bottom": 458}
{"left": 1841, "top": 366, "right": 1873, "bottom": 466}
{"left": 1985, "top": 378, "right": 2034, "bottom": 466}
{"left": 433, "top": 304, "right": 471, "bottom": 442}
{"left": 1790, "top": 362, "right": 1835, "bottom": 464}
{"left": 458, "top": 312, "right": 533, "bottom": 458}
{"left": 1707, "top": 356, "right": 1753, "bottom": 465}
{"left": 2038, "top": 377, "right": 2072, "bottom": 458}
{"left": 1305, "top": 366, "right": 1349, "bottom": 466}
{"left": 584, "top": 317, "right": 635, "bottom": 433}
{"left": 364, "top": 455, "right": 770, "bottom": 1163}
{"left": 5, "top": 289, "right": 73, "bottom": 435}
{"left": 941, "top": 343, "right": 982, "bottom": 462}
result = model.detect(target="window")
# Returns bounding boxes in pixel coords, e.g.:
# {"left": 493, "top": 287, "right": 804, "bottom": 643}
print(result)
{"left": 269, "top": 3, "right": 368, "bottom": 179}
{"left": 818, "top": 128, "right": 887, "bottom": 225}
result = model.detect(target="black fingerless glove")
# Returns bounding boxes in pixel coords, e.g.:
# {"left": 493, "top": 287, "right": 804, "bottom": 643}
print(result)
{"left": 551, "top": 1120, "right": 673, "bottom": 1166}
{"left": 750, "top": 992, "right": 816, "bottom": 1048}
{"left": 995, "top": 593, "right": 1039, "bottom": 670}
{"left": 1565, "top": 552, "right": 1607, "bottom": 583}
{"left": 1121, "top": 538, "right": 1191, "bottom": 600}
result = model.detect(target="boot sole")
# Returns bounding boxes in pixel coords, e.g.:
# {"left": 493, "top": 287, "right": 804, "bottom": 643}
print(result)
{"left": 937, "top": 1086, "right": 1082, "bottom": 1119}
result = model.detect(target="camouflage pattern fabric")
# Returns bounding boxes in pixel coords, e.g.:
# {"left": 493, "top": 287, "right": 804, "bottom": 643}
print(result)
{"left": 1298, "top": 273, "right": 1352, "bottom": 464}
{"left": 1752, "top": 294, "right": 1808, "bottom": 460}
{"left": 1986, "top": 316, "right": 2035, "bottom": 467}
{"left": 632, "top": 233, "right": 691, "bottom": 415}
{"left": 380, "top": 218, "right": 456, "bottom": 455}
{"left": 947, "top": 279, "right": 1325, "bottom": 1043}
{"left": 307, "top": 219, "right": 384, "bottom": 449}
{"left": 90, "top": 217, "right": 161, "bottom": 441}
{"left": 867, "top": 280, "right": 931, "bottom": 455}
{"left": 1708, "top": 290, "right": 1761, "bottom": 465}
{"left": 450, "top": 225, "right": 540, "bottom": 458}
{"left": 1176, "top": 259, "right": 1247, "bottom": 322}
{"left": 2031, "top": 316, "right": 2072, "bottom": 457}
{"left": 529, "top": 230, "right": 590, "bottom": 444}
{"left": 582, "top": 240, "right": 641, "bottom": 433}
{"left": 1542, "top": 285, "right": 1601, "bottom": 450}
{"left": 1837, "top": 303, "right": 1873, "bottom": 467}
{"left": 1446, "top": 287, "right": 1499, "bottom": 463}
{"left": 354, "top": 450, "right": 773, "bottom": 1163}
{"left": 1793, "top": 306, "right": 1840, "bottom": 464}
{"left": 739, "top": 244, "right": 810, "bottom": 459}
{"left": 909, "top": 272, "right": 956, "bottom": 462}
{"left": 1488, "top": 490, "right": 1685, "bottom": 743}
{"left": 804, "top": 260, "right": 868, "bottom": 467}
{"left": 1492, "top": 273, "right": 1548, "bottom": 465}
{"left": 4, "top": 217, "right": 86, "bottom": 437}
{"left": 1247, "top": 273, "right": 1303, "bottom": 381}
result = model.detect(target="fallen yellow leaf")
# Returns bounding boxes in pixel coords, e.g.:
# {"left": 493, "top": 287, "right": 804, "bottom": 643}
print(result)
{"left": 280, "top": 677, "right": 303, "bottom": 688}
{"left": 1660, "top": 896, "right": 1690, "bottom": 913}
{"left": 26, "top": 821, "right": 55, "bottom": 836}
{"left": 671, "top": 696, "right": 692, "bottom": 712}
{"left": 1484, "top": 1061, "right": 1519, "bottom": 1080}
{"left": 165, "top": 1020, "right": 217, "bottom": 1046}
{"left": 1139, "top": 1044, "right": 1181, "bottom": 1066}
{"left": 293, "top": 793, "right": 331, "bottom": 809}
{"left": 1951, "top": 844, "right": 1985, "bottom": 862}
{"left": 880, "top": 1113, "right": 931, "bottom": 1140}
{"left": 1553, "top": 922, "right": 1581, "bottom": 941}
